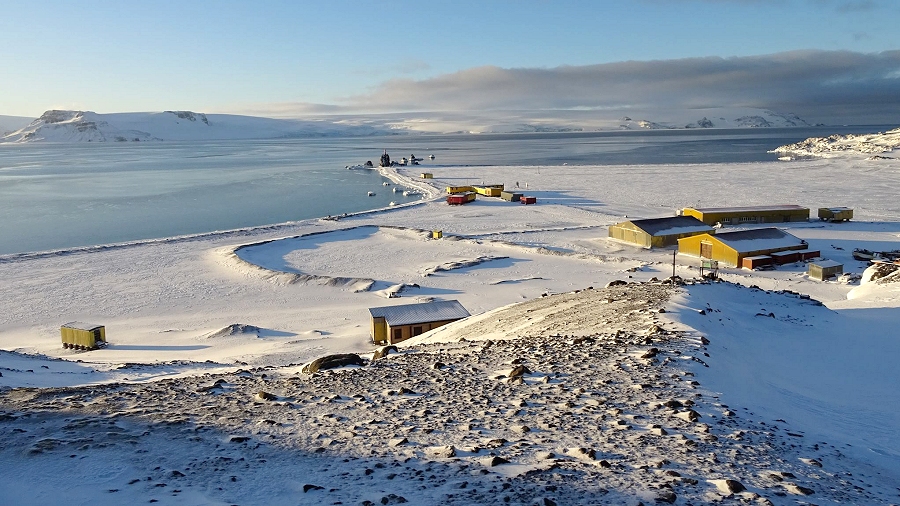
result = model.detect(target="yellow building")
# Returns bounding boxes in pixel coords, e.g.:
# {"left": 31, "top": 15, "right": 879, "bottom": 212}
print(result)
{"left": 446, "top": 185, "right": 474, "bottom": 194}
{"left": 681, "top": 205, "right": 809, "bottom": 226}
{"left": 60, "top": 322, "right": 106, "bottom": 350}
{"left": 678, "top": 228, "right": 808, "bottom": 266}
{"left": 369, "top": 300, "right": 470, "bottom": 345}
{"left": 608, "top": 216, "right": 714, "bottom": 248}
{"left": 472, "top": 184, "right": 504, "bottom": 197}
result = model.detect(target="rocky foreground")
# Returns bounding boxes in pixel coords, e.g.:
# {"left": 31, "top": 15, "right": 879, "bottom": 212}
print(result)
{"left": 0, "top": 281, "right": 890, "bottom": 505}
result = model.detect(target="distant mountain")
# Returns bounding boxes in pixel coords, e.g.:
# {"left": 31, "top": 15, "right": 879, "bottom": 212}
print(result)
{"left": 1, "top": 107, "right": 822, "bottom": 142}
{"left": 0, "top": 110, "right": 390, "bottom": 143}
{"left": 354, "top": 108, "right": 818, "bottom": 134}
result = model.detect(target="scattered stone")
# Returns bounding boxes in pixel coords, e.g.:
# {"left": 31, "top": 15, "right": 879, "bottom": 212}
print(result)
{"left": 426, "top": 445, "right": 456, "bottom": 458}
{"left": 388, "top": 438, "right": 408, "bottom": 447}
{"left": 710, "top": 479, "right": 746, "bottom": 494}
{"left": 303, "top": 484, "right": 324, "bottom": 493}
{"left": 256, "top": 391, "right": 277, "bottom": 401}
{"left": 655, "top": 490, "right": 677, "bottom": 503}
{"left": 510, "top": 425, "right": 531, "bottom": 434}
{"left": 783, "top": 483, "right": 815, "bottom": 495}
{"left": 372, "top": 346, "right": 398, "bottom": 360}
{"left": 675, "top": 409, "right": 701, "bottom": 423}
{"left": 481, "top": 455, "right": 510, "bottom": 467}
{"left": 228, "top": 436, "right": 250, "bottom": 443}
{"left": 641, "top": 348, "right": 659, "bottom": 359}
{"left": 508, "top": 365, "right": 531, "bottom": 379}
{"left": 565, "top": 447, "right": 596, "bottom": 461}
{"left": 799, "top": 457, "right": 822, "bottom": 467}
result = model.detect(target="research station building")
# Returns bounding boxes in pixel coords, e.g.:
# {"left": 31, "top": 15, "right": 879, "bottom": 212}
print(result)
{"left": 677, "top": 228, "right": 812, "bottom": 267}
{"left": 369, "top": 300, "right": 470, "bottom": 345}
{"left": 681, "top": 205, "right": 810, "bottom": 226}
{"left": 608, "top": 216, "right": 715, "bottom": 248}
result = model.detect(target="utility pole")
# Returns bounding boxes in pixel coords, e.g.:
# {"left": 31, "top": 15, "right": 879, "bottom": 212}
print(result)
{"left": 672, "top": 250, "right": 677, "bottom": 281}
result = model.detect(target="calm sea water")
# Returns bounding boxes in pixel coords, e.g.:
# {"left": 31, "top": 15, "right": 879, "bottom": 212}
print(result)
{"left": 0, "top": 126, "right": 890, "bottom": 255}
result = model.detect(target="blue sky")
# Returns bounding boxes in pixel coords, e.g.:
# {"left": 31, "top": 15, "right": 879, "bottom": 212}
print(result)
{"left": 1, "top": 0, "right": 898, "bottom": 121}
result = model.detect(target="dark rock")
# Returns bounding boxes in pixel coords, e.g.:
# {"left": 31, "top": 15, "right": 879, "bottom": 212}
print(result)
{"left": 712, "top": 479, "right": 746, "bottom": 494}
{"left": 302, "top": 353, "right": 365, "bottom": 374}
{"left": 303, "top": 484, "right": 324, "bottom": 493}
{"left": 655, "top": 490, "right": 677, "bottom": 503}
{"left": 380, "top": 494, "right": 408, "bottom": 504}
{"left": 641, "top": 347, "right": 659, "bottom": 359}
{"left": 372, "top": 346, "right": 398, "bottom": 360}
{"left": 257, "top": 391, "right": 277, "bottom": 401}
{"left": 484, "top": 456, "right": 510, "bottom": 466}
{"left": 605, "top": 280, "right": 628, "bottom": 287}
{"left": 229, "top": 436, "right": 250, "bottom": 443}
{"left": 508, "top": 365, "right": 531, "bottom": 378}
{"left": 431, "top": 362, "right": 446, "bottom": 370}
{"left": 784, "top": 483, "right": 814, "bottom": 495}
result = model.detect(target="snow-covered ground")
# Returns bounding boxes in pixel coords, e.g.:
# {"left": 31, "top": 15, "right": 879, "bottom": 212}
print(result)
{"left": 1, "top": 144, "right": 900, "bottom": 504}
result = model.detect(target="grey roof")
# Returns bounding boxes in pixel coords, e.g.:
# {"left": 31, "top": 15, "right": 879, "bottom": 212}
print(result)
{"left": 61, "top": 321, "right": 104, "bottom": 331}
{"left": 811, "top": 260, "right": 843, "bottom": 268}
{"left": 712, "top": 228, "right": 804, "bottom": 253}
{"left": 368, "top": 300, "right": 470, "bottom": 326}
{"left": 689, "top": 205, "right": 808, "bottom": 213}
{"left": 627, "top": 216, "right": 714, "bottom": 236}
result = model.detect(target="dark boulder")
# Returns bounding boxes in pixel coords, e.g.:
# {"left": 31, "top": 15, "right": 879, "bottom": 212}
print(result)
{"left": 302, "top": 353, "right": 365, "bottom": 374}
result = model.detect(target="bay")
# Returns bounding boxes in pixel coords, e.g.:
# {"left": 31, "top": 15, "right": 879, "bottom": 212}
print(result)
{"left": 0, "top": 125, "right": 890, "bottom": 255}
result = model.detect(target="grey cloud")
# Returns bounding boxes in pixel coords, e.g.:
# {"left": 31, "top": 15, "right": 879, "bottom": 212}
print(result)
{"left": 344, "top": 50, "right": 900, "bottom": 124}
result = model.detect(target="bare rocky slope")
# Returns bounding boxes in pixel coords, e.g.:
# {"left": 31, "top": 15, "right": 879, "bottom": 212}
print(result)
{"left": 0, "top": 280, "right": 888, "bottom": 505}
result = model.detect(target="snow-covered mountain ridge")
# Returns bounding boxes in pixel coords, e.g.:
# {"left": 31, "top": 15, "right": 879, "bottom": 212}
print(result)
{"left": 1, "top": 107, "right": 820, "bottom": 142}
{"left": 0, "top": 110, "right": 387, "bottom": 143}
{"left": 772, "top": 127, "right": 900, "bottom": 157}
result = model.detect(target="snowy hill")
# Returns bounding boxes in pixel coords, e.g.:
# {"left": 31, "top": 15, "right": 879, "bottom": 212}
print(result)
{"left": 0, "top": 110, "right": 388, "bottom": 143}
{"left": 772, "top": 126, "right": 900, "bottom": 157}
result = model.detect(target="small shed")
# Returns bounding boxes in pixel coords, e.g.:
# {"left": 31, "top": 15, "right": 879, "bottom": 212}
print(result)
{"left": 681, "top": 205, "right": 810, "bottom": 226}
{"left": 808, "top": 260, "right": 843, "bottom": 280}
{"left": 742, "top": 255, "right": 773, "bottom": 270}
{"left": 500, "top": 191, "right": 523, "bottom": 202}
{"left": 520, "top": 196, "right": 537, "bottom": 205}
{"left": 420, "top": 172, "right": 433, "bottom": 179}
{"left": 678, "top": 227, "right": 808, "bottom": 267}
{"left": 609, "top": 216, "right": 715, "bottom": 249}
{"left": 446, "top": 186, "right": 474, "bottom": 194}
{"left": 818, "top": 207, "right": 853, "bottom": 222}
{"left": 369, "top": 300, "right": 470, "bottom": 345}
{"left": 60, "top": 322, "right": 106, "bottom": 350}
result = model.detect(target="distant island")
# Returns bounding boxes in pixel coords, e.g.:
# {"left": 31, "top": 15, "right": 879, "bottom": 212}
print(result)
{"left": 2, "top": 107, "right": 824, "bottom": 143}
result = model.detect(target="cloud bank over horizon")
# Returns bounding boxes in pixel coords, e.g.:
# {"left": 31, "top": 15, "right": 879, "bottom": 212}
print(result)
{"left": 248, "top": 50, "right": 900, "bottom": 125}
